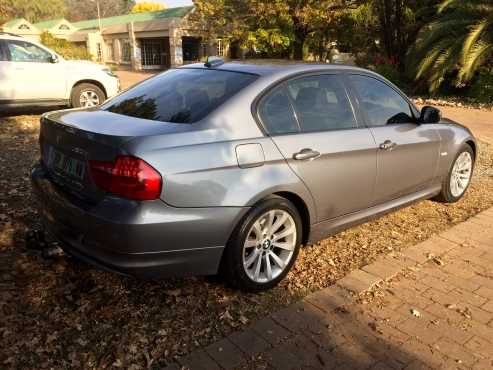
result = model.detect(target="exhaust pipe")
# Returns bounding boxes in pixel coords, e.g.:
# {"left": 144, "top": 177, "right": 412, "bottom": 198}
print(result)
{"left": 25, "top": 229, "right": 64, "bottom": 259}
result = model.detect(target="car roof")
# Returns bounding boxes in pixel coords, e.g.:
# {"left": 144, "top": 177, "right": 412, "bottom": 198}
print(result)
{"left": 180, "top": 60, "right": 371, "bottom": 77}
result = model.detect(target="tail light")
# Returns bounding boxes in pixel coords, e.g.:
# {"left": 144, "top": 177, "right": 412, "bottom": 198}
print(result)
{"left": 89, "top": 156, "right": 162, "bottom": 200}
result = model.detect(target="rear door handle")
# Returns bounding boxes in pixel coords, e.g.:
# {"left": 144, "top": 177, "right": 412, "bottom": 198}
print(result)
{"left": 379, "top": 140, "right": 397, "bottom": 151}
{"left": 293, "top": 148, "right": 321, "bottom": 161}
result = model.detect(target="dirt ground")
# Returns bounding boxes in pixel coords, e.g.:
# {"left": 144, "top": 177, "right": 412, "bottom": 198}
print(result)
{"left": 0, "top": 104, "right": 492, "bottom": 368}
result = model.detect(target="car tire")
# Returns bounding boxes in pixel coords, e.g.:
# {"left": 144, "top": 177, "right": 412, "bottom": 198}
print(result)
{"left": 434, "top": 144, "right": 475, "bottom": 203}
{"left": 70, "top": 83, "right": 106, "bottom": 108}
{"left": 222, "top": 196, "right": 302, "bottom": 292}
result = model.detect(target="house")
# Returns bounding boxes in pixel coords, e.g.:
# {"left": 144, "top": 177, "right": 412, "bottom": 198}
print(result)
{"left": 0, "top": 18, "right": 41, "bottom": 41}
{"left": 34, "top": 18, "right": 78, "bottom": 40}
{"left": 1, "top": 6, "right": 229, "bottom": 71}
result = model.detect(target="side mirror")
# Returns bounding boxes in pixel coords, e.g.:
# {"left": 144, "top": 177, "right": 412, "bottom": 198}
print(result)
{"left": 50, "top": 54, "right": 59, "bottom": 63}
{"left": 419, "top": 106, "right": 441, "bottom": 124}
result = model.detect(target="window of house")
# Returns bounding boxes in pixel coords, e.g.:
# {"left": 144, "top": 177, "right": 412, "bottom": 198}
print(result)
{"left": 18, "top": 24, "right": 30, "bottom": 30}
{"left": 106, "top": 41, "right": 114, "bottom": 61}
{"left": 59, "top": 24, "right": 70, "bottom": 30}
{"left": 216, "top": 39, "right": 224, "bottom": 57}
{"left": 96, "top": 43, "right": 102, "bottom": 61}
{"left": 6, "top": 40, "right": 52, "bottom": 62}
{"left": 349, "top": 74, "right": 413, "bottom": 126}
{"left": 121, "top": 39, "right": 131, "bottom": 62}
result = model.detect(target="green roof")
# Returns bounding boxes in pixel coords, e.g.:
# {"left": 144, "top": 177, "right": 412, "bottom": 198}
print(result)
{"left": 34, "top": 18, "right": 66, "bottom": 30}
{"left": 72, "top": 6, "right": 193, "bottom": 30}
{"left": 2, "top": 18, "right": 27, "bottom": 28}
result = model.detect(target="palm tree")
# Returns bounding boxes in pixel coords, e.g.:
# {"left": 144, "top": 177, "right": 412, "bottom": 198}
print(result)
{"left": 409, "top": 0, "right": 493, "bottom": 93}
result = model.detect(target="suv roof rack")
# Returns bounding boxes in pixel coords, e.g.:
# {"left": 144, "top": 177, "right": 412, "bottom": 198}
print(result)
{"left": 0, "top": 32, "right": 23, "bottom": 38}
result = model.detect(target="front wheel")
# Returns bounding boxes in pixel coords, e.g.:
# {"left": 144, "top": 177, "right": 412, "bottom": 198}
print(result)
{"left": 70, "top": 83, "right": 106, "bottom": 108}
{"left": 434, "top": 144, "right": 475, "bottom": 203}
{"left": 222, "top": 197, "right": 302, "bottom": 292}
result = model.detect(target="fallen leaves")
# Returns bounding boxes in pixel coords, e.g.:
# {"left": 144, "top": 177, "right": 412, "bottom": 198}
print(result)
{"left": 2, "top": 115, "right": 493, "bottom": 369}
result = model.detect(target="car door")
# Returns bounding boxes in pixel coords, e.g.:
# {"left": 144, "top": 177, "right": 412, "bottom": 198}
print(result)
{"left": 257, "top": 73, "right": 377, "bottom": 222}
{"left": 347, "top": 74, "right": 440, "bottom": 204}
{"left": 0, "top": 40, "right": 15, "bottom": 101}
{"left": 4, "top": 39, "right": 66, "bottom": 101}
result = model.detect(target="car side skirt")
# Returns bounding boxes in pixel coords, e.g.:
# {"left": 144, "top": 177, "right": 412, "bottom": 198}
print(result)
{"left": 0, "top": 98, "right": 69, "bottom": 108}
{"left": 308, "top": 184, "right": 442, "bottom": 244}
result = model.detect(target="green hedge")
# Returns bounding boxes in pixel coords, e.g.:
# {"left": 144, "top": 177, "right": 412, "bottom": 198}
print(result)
{"left": 40, "top": 31, "right": 92, "bottom": 60}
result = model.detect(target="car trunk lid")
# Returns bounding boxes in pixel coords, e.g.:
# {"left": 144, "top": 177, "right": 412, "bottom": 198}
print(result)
{"left": 39, "top": 109, "right": 192, "bottom": 203}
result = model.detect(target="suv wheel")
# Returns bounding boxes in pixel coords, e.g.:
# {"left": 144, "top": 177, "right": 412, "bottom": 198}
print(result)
{"left": 434, "top": 144, "right": 475, "bottom": 203}
{"left": 71, "top": 83, "right": 106, "bottom": 108}
{"left": 222, "top": 196, "right": 302, "bottom": 292}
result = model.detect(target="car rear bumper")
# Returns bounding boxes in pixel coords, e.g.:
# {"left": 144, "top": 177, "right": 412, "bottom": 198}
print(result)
{"left": 31, "top": 162, "right": 249, "bottom": 278}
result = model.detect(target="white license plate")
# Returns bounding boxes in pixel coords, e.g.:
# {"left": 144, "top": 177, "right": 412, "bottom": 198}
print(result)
{"left": 50, "top": 148, "right": 85, "bottom": 180}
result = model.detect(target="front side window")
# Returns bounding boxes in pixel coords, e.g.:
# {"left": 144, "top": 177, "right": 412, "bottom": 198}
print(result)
{"left": 286, "top": 74, "right": 357, "bottom": 132}
{"left": 103, "top": 68, "right": 258, "bottom": 123}
{"left": 6, "top": 40, "right": 52, "bottom": 63}
{"left": 349, "top": 75, "right": 413, "bottom": 126}
{"left": 258, "top": 87, "right": 298, "bottom": 135}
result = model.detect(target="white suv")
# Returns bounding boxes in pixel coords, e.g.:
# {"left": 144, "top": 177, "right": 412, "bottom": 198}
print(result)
{"left": 0, "top": 33, "right": 120, "bottom": 109}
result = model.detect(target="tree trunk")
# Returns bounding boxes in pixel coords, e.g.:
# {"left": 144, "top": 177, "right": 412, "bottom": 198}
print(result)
{"left": 293, "top": 35, "right": 305, "bottom": 60}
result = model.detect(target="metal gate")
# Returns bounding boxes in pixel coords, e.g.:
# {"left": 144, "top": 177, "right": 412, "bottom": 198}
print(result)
{"left": 140, "top": 38, "right": 169, "bottom": 70}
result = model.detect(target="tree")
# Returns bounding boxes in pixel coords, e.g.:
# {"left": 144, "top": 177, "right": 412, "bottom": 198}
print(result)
{"left": 131, "top": 2, "right": 166, "bottom": 13}
{"left": 190, "top": 0, "right": 346, "bottom": 60}
{"left": 410, "top": 0, "right": 493, "bottom": 93}
{"left": 349, "top": 0, "right": 440, "bottom": 73}
{"left": 64, "top": 0, "right": 135, "bottom": 22}
{"left": 1, "top": 0, "right": 67, "bottom": 23}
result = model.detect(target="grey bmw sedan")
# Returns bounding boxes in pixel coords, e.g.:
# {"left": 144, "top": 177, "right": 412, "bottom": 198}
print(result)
{"left": 31, "top": 60, "right": 476, "bottom": 291}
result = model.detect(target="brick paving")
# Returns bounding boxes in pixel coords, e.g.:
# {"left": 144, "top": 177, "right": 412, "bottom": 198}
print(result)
{"left": 166, "top": 209, "right": 493, "bottom": 369}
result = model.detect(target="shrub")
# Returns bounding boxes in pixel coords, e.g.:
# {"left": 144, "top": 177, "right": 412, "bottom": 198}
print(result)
{"left": 40, "top": 31, "right": 92, "bottom": 61}
{"left": 467, "top": 68, "right": 493, "bottom": 104}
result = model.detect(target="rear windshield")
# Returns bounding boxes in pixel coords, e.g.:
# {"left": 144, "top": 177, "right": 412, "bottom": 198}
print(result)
{"left": 102, "top": 68, "right": 258, "bottom": 123}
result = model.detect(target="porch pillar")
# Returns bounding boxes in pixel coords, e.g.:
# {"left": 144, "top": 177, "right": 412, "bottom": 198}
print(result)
{"left": 128, "top": 22, "right": 142, "bottom": 71}
{"left": 169, "top": 27, "right": 183, "bottom": 67}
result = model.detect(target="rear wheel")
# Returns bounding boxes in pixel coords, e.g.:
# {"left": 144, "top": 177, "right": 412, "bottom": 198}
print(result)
{"left": 222, "top": 197, "right": 302, "bottom": 292}
{"left": 434, "top": 144, "right": 474, "bottom": 203}
{"left": 71, "top": 83, "right": 106, "bottom": 108}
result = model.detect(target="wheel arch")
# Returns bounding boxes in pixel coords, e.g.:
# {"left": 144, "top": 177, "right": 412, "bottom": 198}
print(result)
{"left": 272, "top": 191, "right": 311, "bottom": 245}
{"left": 465, "top": 139, "right": 477, "bottom": 159}
{"left": 71, "top": 80, "right": 107, "bottom": 100}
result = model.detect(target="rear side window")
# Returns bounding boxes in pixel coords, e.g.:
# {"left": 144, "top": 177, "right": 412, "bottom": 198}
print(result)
{"left": 349, "top": 74, "right": 413, "bottom": 126}
{"left": 286, "top": 75, "right": 357, "bottom": 132}
{"left": 258, "top": 87, "right": 299, "bottom": 135}
{"left": 103, "top": 68, "right": 258, "bottom": 123}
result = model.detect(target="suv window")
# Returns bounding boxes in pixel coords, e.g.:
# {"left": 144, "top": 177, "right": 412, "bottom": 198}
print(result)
{"left": 349, "top": 75, "right": 413, "bottom": 126}
{"left": 6, "top": 40, "right": 52, "bottom": 63}
{"left": 286, "top": 75, "right": 357, "bottom": 132}
{"left": 103, "top": 68, "right": 258, "bottom": 123}
{"left": 258, "top": 87, "right": 299, "bottom": 135}
{"left": 0, "top": 41, "right": 8, "bottom": 61}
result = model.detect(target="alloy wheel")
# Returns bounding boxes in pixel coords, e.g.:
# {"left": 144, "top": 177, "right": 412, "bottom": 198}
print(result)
{"left": 450, "top": 151, "right": 473, "bottom": 197}
{"left": 242, "top": 209, "right": 296, "bottom": 283}
{"left": 79, "top": 90, "right": 101, "bottom": 107}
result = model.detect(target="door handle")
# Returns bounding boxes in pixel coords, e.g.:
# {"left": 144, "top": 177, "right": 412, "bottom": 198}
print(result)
{"left": 293, "top": 148, "right": 321, "bottom": 161}
{"left": 379, "top": 140, "right": 397, "bottom": 151}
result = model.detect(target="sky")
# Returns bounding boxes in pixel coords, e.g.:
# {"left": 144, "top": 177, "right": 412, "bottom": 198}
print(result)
{"left": 139, "top": 0, "right": 193, "bottom": 7}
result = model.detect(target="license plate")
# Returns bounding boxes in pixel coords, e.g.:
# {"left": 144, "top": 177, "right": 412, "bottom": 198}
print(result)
{"left": 50, "top": 148, "right": 85, "bottom": 180}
